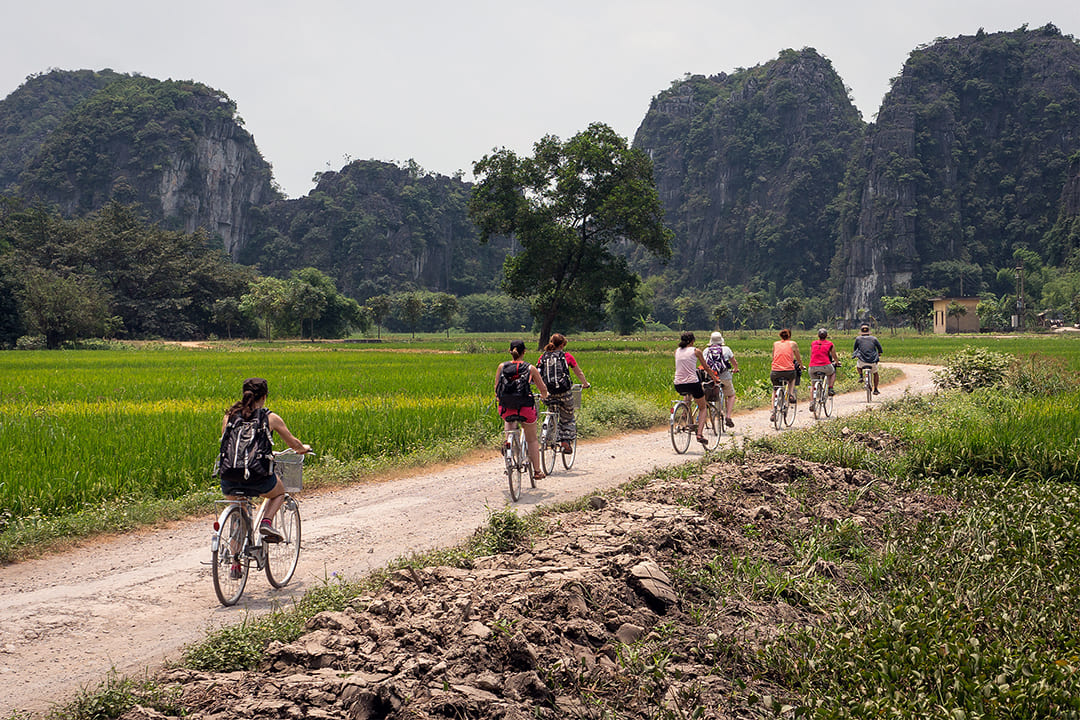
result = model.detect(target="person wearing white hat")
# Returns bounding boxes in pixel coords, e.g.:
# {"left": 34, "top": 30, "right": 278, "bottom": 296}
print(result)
{"left": 702, "top": 331, "right": 739, "bottom": 428}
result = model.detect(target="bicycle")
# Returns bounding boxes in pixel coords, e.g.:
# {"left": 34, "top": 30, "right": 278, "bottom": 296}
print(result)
{"left": 210, "top": 449, "right": 307, "bottom": 607}
{"left": 771, "top": 383, "right": 797, "bottom": 430}
{"left": 861, "top": 364, "right": 874, "bottom": 402}
{"left": 503, "top": 413, "right": 535, "bottom": 502}
{"left": 670, "top": 383, "right": 722, "bottom": 454}
{"left": 808, "top": 365, "right": 837, "bottom": 420}
{"left": 539, "top": 384, "right": 582, "bottom": 476}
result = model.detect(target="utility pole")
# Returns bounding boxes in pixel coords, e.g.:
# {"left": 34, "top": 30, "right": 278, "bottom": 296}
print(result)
{"left": 1014, "top": 263, "right": 1025, "bottom": 331}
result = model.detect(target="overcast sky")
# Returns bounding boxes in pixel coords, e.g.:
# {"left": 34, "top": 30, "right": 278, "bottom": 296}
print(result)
{"left": 2, "top": 1, "right": 1076, "bottom": 198}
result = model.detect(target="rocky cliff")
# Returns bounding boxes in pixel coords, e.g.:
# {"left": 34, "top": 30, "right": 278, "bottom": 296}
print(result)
{"left": 632, "top": 48, "right": 864, "bottom": 293}
{"left": 242, "top": 160, "right": 509, "bottom": 299}
{"left": 10, "top": 72, "right": 277, "bottom": 256}
{"left": 838, "top": 25, "right": 1080, "bottom": 317}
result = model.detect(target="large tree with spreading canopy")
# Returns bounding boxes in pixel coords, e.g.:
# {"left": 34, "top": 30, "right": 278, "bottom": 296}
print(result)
{"left": 468, "top": 122, "right": 672, "bottom": 347}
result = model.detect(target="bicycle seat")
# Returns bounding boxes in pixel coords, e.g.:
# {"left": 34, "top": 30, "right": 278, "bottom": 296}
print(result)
{"left": 503, "top": 414, "right": 528, "bottom": 423}
{"left": 810, "top": 371, "right": 827, "bottom": 378}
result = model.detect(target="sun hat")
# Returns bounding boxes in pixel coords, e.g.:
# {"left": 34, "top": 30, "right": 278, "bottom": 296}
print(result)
{"left": 709, "top": 332, "right": 724, "bottom": 345}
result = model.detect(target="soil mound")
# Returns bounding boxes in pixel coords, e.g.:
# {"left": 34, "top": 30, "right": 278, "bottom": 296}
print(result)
{"left": 129, "top": 450, "right": 956, "bottom": 719}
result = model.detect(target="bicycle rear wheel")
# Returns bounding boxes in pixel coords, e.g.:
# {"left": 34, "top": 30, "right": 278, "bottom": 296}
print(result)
{"left": 703, "top": 403, "right": 722, "bottom": 451}
{"left": 562, "top": 435, "right": 577, "bottom": 469}
{"left": 810, "top": 382, "right": 821, "bottom": 420}
{"left": 507, "top": 431, "right": 523, "bottom": 501}
{"left": 783, "top": 392, "right": 797, "bottom": 426}
{"left": 772, "top": 390, "right": 784, "bottom": 431}
{"left": 865, "top": 370, "right": 873, "bottom": 402}
{"left": 670, "top": 402, "right": 691, "bottom": 454}
{"left": 212, "top": 505, "right": 250, "bottom": 606}
{"left": 265, "top": 495, "right": 302, "bottom": 588}
{"left": 539, "top": 415, "right": 558, "bottom": 476}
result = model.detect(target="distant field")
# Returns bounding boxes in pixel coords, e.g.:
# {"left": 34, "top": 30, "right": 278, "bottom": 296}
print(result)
{"left": 2, "top": 330, "right": 1076, "bottom": 527}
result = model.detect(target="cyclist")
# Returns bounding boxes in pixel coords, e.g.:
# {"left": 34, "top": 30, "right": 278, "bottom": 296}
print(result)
{"left": 495, "top": 339, "right": 550, "bottom": 478}
{"left": 673, "top": 331, "right": 719, "bottom": 445}
{"left": 218, "top": 378, "right": 310, "bottom": 546}
{"left": 537, "top": 333, "right": 590, "bottom": 454}
{"left": 702, "top": 331, "right": 738, "bottom": 428}
{"left": 852, "top": 324, "right": 884, "bottom": 395}
{"left": 809, "top": 328, "right": 840, "bottom": 396}
{"left": 770, "top": 328, "right": 802, "bottom": 422}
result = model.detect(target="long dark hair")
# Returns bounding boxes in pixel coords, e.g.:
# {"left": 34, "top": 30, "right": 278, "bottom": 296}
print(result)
{"left": 678, "top": 332, "right": 695, "bottom": 349}
{"left": 543, "top": 333, "right": 567, "bottom": 353}
{"left": 227, "top": 377, "right": 268, "bottom": 420}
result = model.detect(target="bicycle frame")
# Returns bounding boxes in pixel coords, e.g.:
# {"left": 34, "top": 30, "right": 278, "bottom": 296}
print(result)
{"left": 211, "top": 496, "right": 269, "bottom": 565}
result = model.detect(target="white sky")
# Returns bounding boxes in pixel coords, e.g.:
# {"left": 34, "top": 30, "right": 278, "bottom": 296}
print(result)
{"left": 2, "top": 1, "right": 1076, "bottom": 198}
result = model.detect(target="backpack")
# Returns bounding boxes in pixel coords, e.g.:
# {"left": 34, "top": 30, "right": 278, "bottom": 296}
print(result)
{"left": 496, "top": 361, "right": 535, "bottom": 409}
{"left": 538, "top": 350, "right": 572, "bottom": 394}
{"left": 215, "top": 408, "right": 275, "bottom": 481}
{"left": 703, "top": 345, "right": 731, "bottom": 375}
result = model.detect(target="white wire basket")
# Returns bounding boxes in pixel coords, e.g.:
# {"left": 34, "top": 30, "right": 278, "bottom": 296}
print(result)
{"left": 274, "top": 451, "right": 305, "bottom": 493}
{"left": 571, "top": 384, "right": 583, "bottom": 409}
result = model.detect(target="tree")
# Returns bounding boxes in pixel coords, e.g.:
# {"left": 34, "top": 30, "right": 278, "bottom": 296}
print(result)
{"left": 366, "top": 294, "right": 392, "bottom": 339}
{"left": 898, "top": 286, "right": 938, "bottom": 333}
{"left": 430, "top": 293, "right": 460, "bottom": 338}
{"left": 469, "top": 122, "right": 673, "bottom": 348}
{"left": 16, "top": 266, "right": 108, "bottom": 348}
{"left": 211, "top": 297, "right": 242, "bottom": 339}
{"left": 605, "top": 278, "right": 649, "bottom": 335}
{"left": 880, "top": 295, "right": 910, "bottom": 334}
{"left": 738, "top": 293, "right": 767, "bottom": 332}
{"left": 777, "top": 296, "right": 804, "bottom": 329}
{"left": 397, "top": 292, "right": 425, "bottom": 338}
{"left": 286, "top": 276, "right": 328, "bottom": 341}
{"left": 240, "top": 277, "right": 288, "bottom": 342}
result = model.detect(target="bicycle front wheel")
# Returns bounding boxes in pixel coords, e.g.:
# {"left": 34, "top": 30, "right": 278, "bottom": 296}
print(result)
{"left": 212, "top": 505, "right": 250, "bottom": 606}
{"left": 540, "top": 415, "right": 558, "bottom": 476}
{"left": 562, "top": 435, "right": 577, "bottom": 470}
{"left": 507, "top": 431, "right": 523, "bottom": 501}
{"left": 670, "top": 402, "right": 691, "bottom": 454}
{"left": 265, "top": 495, "right": 302, "bottom": 588}
{"left": 703, "top": 403, "right": 722, "bottom": 451}
{"left": 823, "top": 387, "right": 835, "bottom": 417}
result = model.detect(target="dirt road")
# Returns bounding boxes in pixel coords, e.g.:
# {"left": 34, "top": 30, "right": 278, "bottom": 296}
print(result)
{"left": 0, "top": 363, "right": 936, "bottom": 717}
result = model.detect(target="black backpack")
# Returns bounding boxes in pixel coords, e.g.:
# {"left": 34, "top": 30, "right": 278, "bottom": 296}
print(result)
{"left": 496, "top": 361, "right": 534, "bottom": 409}
{"left": 538, "top": 350, "right": 572, "bottom": 394}
{"left": 216, "top": 408, "right": 275, "bottom": 481}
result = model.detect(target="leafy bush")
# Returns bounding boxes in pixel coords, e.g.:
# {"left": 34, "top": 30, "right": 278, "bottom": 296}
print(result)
{"left": 932, "top": 346, "right": 1011, "bottom": 391}
{"left": 578, "top": 393, "right": 666, "bottom": 436}
{"left": 15, "top": 335, "right": 46, "bottom": 350}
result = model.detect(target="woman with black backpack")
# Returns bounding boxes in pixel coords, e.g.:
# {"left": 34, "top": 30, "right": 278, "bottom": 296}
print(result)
{"left": 495, "top": 340, "right": 550, "bottom": 478}
{"left": 537, "top": 333, "right": 590, "bottom": 454}
{"left": 218, "top": 378, "right": 311, "bottom": 543}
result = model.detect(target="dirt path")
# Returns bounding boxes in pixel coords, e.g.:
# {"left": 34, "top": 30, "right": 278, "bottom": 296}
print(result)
{"left": 0, "top": 363, "right": 936, "bottom": 717}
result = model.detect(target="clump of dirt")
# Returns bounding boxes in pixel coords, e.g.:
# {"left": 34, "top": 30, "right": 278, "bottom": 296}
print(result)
{"left": 125, "top": 453, "right": 957, "bottom": 719}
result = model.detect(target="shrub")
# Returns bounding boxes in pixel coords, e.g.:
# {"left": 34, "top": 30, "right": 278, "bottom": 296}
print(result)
{"left": 932, "top": 346, "right": 1011, "bottom": 391}
{"left": 15, "top": 335, "right": 46, "bottom": 350}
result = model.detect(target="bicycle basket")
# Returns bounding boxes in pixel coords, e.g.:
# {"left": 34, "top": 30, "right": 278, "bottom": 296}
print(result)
{"left": 571, "top": 384, "right": 583, "bottom": 409}
{"left": 274, "top": 452, "right": 305, "bottom": 492}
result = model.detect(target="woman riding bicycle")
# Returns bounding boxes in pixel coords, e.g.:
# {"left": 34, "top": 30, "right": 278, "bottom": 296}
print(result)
{"left": 495, "top": 340, "right": 550, "bottom": 478}
{"left": 673, "top": 332, "right": 719, "bottom": 446}
{"left": 537, "top": 333, "right": 590, "bottom": 454}
{"left": 809, "top": 328, "right": 840, "bottom": 396}
{"left": 218, "top": 378, "right": 310, "bottom": 543}
{"left": 770, "top": 329, "right": 802, "bottom": 422}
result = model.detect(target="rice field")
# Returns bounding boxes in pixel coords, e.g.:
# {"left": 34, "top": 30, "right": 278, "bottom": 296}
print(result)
{"left": 2, "top": 331, "right": 1078, "bottom": 528}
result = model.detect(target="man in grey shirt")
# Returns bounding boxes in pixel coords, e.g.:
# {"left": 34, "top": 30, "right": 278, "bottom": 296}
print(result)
{"left": 852, "top": 324, "right": 884, "bottom": 394}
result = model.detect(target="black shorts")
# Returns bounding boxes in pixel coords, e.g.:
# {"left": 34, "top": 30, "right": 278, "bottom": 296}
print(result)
{"left": 674, "top": 381, "right": 704, "bottom": 399}
{"left": 220, "top": 472, "right": 278, "bottom": 496}
{"left": 770, "top": 370, "right": 796, "bottom": 386}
